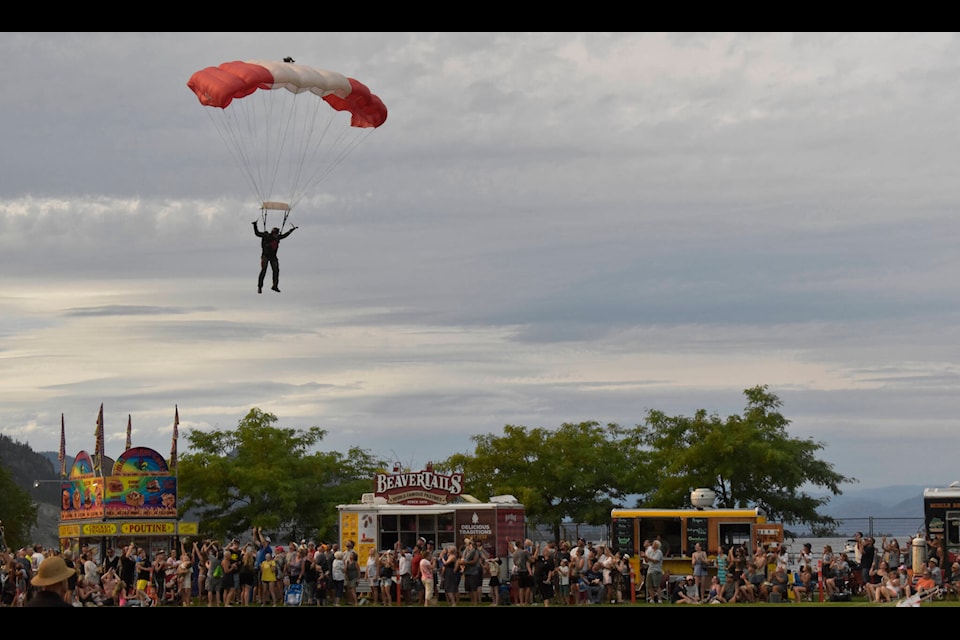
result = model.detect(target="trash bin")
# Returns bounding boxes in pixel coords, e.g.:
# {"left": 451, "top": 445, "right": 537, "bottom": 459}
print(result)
{"left": 912, "top": 536, "right": 926, "bottom": 575}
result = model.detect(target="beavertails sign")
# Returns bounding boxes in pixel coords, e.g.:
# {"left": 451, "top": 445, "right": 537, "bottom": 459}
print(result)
{"left": 374, "top": 468, "right": 463, "bottom": 505}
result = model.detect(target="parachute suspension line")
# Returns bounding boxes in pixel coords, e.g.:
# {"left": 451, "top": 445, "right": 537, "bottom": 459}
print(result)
{"left": 284, "top": 94, "right": 325, "bottom": 211}
{"left": 204, "top": 107, "right": 265, "bottom": 206}
{"left": 296, "top": 119, "right": 376, "bottom": 209}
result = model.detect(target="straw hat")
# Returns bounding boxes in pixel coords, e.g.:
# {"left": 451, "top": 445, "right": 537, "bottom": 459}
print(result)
{"left": 31, "top": 556, "right": 76, "bottom": 587}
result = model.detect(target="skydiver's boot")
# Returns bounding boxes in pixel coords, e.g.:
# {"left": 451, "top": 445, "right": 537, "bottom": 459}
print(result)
{"left": 258, "top": 286, "right": 262, "bottom": 294}
{"left": 271, "top": 285, "right": 280, "bottom": 292}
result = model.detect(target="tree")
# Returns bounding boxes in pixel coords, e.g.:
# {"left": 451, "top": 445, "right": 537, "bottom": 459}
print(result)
{"left": 440, "top": 422, "right": 634, "bottom": 541}
{"left": 0, "top": 460, "right": 38, "bottom": 551}
{"left": 630, "top": 385, "right": 853, "bottom": 529}
{"left": 177, "top": 408, "right": 384, "bottom": 543}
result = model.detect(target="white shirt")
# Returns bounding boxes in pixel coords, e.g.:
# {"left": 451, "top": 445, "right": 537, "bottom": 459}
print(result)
{"left": 84, "top": 559, "right": 100, "bottom": 584}
{"left": 398, "top": 552, "right": 412, "bottom": 576}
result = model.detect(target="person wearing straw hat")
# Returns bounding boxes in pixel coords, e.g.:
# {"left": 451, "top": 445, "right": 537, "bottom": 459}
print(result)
{"left": 24, "top": 555, "right": 75, "bottom": 607}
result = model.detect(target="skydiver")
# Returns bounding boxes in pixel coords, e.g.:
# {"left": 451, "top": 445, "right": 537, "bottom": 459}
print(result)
{"left": 283, "top": 57, "right": 295, "bottom": 63}
{"left": 253, "top": 221, "right": 297, "bottom": 293}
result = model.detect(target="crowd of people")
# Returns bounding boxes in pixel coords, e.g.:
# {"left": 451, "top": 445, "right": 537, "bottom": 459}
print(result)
{"left": 638, "top": 532, "right": 960, "bottom": 605}
{"left": 3, "top": 530, "right": 958, "bottom": 606}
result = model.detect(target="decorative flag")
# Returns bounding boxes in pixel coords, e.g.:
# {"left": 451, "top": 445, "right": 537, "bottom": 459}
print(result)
{"left": 93, "top": 403, "right": 104, "bottom": 475}
{"left": 125, "top": 414, "right": 132, "bottom": 451}
{"left": 59, "top": 413, "right": 66, "bottom": 478}
{"left": 170, "top": 405, "right": 179, "bottom": 471}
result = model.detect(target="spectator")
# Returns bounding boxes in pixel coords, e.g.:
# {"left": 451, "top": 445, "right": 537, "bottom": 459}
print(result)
{"left": 461, "top": 539, "right": 483, "bottom": 605}
{"left": 396, "top": 544, "right": 414, "bottom": 605}
{"left": 259, "top": 552, "right": 279, "bottom": 606}
{"left": 569, "top": 538, "right": 587, "bottom": 604}
{"left": 76, "top": 579, "right": 105, "bottom": 606}
{"left": 819, "top": 544, "right": 835, "bottom": 586}
{"left": 928, "top": 557, "right": 943, "bottom": 588}
{"left": 134, "top": 548, "right": 153, "bottom": 607}
{"left": 759, "top": 565, "right": 789, "bottom": 602}
{"left": 440, "top": 544, "right": 460, "bottom": 606}
{"left": 61, "top": 549, "right": 78, "bottom": 605}
{"left": 718, "top": 572, "right": 741, "bottom": 603}
{"left": 343, "top": 550, "right": 360, "bottom": 606}
{"left": 238, "top": 548, "right": 257, "bottom": 606}
{"left": 410, "top": 544, "right": 423, "bottom": 605}
{"left": 691, "top": 542, "right": 710, "bottom": 602}
{"left": 914, "top": 567, "right": 937, "bottom": 594}
{"left": 825, "top": 552, "right": 851, "bottom": 598}
{"left": 177, "top": 551, "right": 192, "bottom": 606}
{"left": 674, "top": 574, "right": 700, "bottom": 604}
{"left": 881, "top": 537, "right": 902, "bottom": 568}
{"left": 555, "top": 558, "right": 569, "bottom": 606}
{"left": 379, "top": 552, "right": 395, "bottom": 606}
{"left": 205, "top": 542, "right": 223, "bottom": 607}
{"left": 749, "top": 544, "right": 768, "bottom": 596}
{"left": 23, "top": 556, "right": 74, "bottom": 608}
{"left": 858, "top": 535, "right": 876, "bottom": 592}
{"left": 220, "top": 539, "right": 241, "bottom": 607}
{"left": 644, "top": 539, "right": 664, "bottom": 603}
{"left": 897, "top": 564, "right": 913, "bottom": 599}
{"left": 864, "top": 560, "right": 889, "bottom": 601}
{"left": 943, "top": 562, "right": 960, "bottom": 600}
{"left": 330, "top": 550, "right": 345, "bottom": 606}
{"left": 797, "top": 543, "right": 813, "bottom": 574}
{"left": 100, "top": 567, "right": 122, "bottom": 606}
{"left": 538, "top": 545, "right": 556, "bottom": 607}
{"left": 364, "top": 547, "right": 379, "bottom": 605}
{"left": 737, "top": 562, "right": 758, "bottom": 602}
{"left": 874, "top": 572, "right": 902, "bottom": 603}
{"left": 792, "top": 564, "right": 816, "bottom": 602}
{"left": 419, "top": 549, "right": 436, "bottom": 607}
{"left": 704, "top": 575, "right": 722, "bottom": 603}
{"left": 715, "top": 544, "right": 728, "bottom": 586}
{"left": 101, "top": 546, "right": 120, "bottom": 577}
{"left": 579, "top": 562, "right": 604, "bottom": 604}
{"left": 512, "top": 539, "right": 534, "bottom": 606}
{"left": 301, "top": 545, "right": 319, "bottom": 606}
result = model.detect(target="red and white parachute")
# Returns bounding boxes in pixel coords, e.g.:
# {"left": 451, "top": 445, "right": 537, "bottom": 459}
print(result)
{"left": 187, "top": 59, "right": 387, "bottom": 228}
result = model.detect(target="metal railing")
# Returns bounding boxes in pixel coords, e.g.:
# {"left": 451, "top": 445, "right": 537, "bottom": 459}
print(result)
{"left": 527, "top": 517, "right": 926, "bottom": 545}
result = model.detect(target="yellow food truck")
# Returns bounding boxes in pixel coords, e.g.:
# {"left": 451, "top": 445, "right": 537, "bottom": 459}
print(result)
{"left": 611, "top": 488, "right": 783, "bottom": 583}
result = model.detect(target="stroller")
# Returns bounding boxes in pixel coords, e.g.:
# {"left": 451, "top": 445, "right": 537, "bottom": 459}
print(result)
{"left": 284, "top": 581, "right": 303, "bottom": 606}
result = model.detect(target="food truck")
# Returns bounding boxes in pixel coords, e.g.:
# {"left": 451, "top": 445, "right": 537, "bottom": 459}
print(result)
{"left": 336, "top": 464, "right": 524, "bottom": 571}
{"left": 923, "top": 485, "right": 960, "bottom": 564}
{"left": 610, "top": 488, "right": 783, "bottom": 582}
{"left": 55, "top": 407, "right": 197, "bottom": 560}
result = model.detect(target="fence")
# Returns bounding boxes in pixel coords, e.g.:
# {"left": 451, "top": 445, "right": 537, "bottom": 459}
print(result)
{"left": 528, "top": 517, "right": 926, "bottom": 546}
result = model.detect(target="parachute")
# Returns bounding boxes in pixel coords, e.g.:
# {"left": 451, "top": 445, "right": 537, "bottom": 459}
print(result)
{"left": 187, "top": 59, "right": 388, "bottom": 229}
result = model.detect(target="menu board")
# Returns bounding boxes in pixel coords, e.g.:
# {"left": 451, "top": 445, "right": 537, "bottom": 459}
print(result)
{"left": 613, "top": 517, "right": 634, "bottom": 555}
{"left": 685, "top": 517, "right": 708, "bottom": 554}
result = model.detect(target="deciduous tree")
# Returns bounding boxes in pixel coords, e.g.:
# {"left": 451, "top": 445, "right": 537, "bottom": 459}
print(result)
{"left": 630, "top": 385, "right": 852, "bottom": 528}
{"left": 177, "top": 408, "right": 383, "bottom": 542}
{"left": 441, "top": 422, "right": 634, "bottom": 540}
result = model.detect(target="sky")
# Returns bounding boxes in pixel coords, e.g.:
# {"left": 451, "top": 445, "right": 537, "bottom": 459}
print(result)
{"left": 2, "top": 32, "right": 960, "bottom": 494}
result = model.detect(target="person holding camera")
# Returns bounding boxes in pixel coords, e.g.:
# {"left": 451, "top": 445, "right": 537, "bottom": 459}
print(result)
{"left": 220, "top": 539, "right": 241, "bottom": 606}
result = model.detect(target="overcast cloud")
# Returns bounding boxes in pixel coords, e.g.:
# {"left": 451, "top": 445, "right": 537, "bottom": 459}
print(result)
{"left": 2, "top": 32, "right": 960, "bottom": 492}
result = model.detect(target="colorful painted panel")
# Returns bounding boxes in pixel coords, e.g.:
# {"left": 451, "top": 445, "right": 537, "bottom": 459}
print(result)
{"left": 113, "top": 446, "right": 169, "bottom": 475}
{"left": 103, "top": 474, "right": 177, "bottom": 518}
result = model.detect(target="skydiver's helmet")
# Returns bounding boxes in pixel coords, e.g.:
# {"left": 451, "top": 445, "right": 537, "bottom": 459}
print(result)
{"left": 271, "top": 227, "right": 280, "bottom": 234}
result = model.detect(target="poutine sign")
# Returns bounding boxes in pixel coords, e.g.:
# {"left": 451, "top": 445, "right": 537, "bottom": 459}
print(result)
{"left": 374, "top": 469, "right": 463, "bottom": 505}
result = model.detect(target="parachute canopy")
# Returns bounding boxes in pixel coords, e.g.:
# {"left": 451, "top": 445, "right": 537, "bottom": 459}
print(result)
{"left": 187, "top": 60, "right": 387, "bottom": 218}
